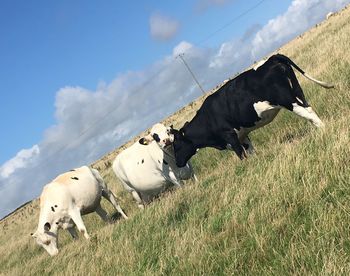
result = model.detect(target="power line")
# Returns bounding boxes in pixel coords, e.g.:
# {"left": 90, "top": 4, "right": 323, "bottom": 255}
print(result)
{"left": 176, "top": 53, "right": 206, "bottom": 95}
{"left": 196, "top": 0, "right": 267, "bottom": 47}
{"left": 176, "top": 0, "right": 268, "bottom": 96}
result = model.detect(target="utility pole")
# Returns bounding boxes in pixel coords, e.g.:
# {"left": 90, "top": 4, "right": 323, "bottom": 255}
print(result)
{"left": 177, "top": 53, "right": 205, "bottom": 95}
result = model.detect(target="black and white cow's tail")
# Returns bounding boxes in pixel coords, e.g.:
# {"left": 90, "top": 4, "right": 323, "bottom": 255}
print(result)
{"left": 275, "top": 54, "right": 334, "bottom": 89}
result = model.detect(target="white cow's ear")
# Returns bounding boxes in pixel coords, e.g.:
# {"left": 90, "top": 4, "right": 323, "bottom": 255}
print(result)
{"left": 139, "top": 134, "right": 153, "bottom": 145}
{"left": 44, "top": 222, "right": 51, "bottom": 232}
{"left": 139, "top": 138, "right": 148, "bottom": 145}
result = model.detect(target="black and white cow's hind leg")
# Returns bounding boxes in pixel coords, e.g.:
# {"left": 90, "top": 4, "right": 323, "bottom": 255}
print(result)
{"left": 292, "top": 103, "right": 324, "bottom": 128}
{"left": 285, "top": 64, "right": 325, "bottom": 128}
{"left": 241, "top": 136, "right": 255, "bottom": 155}
{"left": 222, "top": 131, "right": 247, "bottom": 159}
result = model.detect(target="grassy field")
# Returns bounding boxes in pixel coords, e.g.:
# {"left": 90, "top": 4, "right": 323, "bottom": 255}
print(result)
{"left": 1, "top": 6, "right": 350, "bottom": 275}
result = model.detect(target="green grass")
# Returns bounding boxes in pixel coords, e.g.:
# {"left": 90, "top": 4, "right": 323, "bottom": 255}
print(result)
{"left": 1, "top": 6, "right": 350, "bottom": 275}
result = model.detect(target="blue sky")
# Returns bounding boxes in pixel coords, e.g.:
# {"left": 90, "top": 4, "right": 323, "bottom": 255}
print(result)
{"left": 0, "top": 0, "right": 291, "bottom": 164}
{"left": 0, "top": 0, "right": 349, "bottom": 218}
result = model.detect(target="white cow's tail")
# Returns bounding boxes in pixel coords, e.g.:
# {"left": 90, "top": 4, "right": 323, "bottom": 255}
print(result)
{"left": 275, "top": 54, "right": 335, "bottom": 89}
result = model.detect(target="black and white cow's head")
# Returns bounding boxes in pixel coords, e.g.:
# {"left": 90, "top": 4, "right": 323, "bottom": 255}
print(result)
{"left": 139, "top": 123, "right": 174, "bottom": 149}
{"left": 170, "top": 127, "right": 197, "bottom": 168}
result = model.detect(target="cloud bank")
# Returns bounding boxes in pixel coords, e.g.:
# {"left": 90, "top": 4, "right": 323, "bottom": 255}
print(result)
{"left": 1, "top": 0, "right": 349, "bottom": 218}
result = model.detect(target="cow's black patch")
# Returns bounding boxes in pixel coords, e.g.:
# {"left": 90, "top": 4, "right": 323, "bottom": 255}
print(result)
{"left": 152, "top": 133, "right": 160, "bottom": 142}
{"left": 51, "top": 206, "right": 55, "bottom": 212}
{"left": 141, "top": 159, "right": 144, "bottom": 164}
{"left": 69, "top": 169, "right": 76, "bottom": 171}
{"left": 158, "top": 160, "right": 161, "bottom": 164}
{"left": 71, "top": 177, "right": 79, "bottom": 180}
{"left": 163, "top": 159, "right": 168, "bottom": 165}
{"left": 55, "top": 205, "right": 58, "bottom": 208}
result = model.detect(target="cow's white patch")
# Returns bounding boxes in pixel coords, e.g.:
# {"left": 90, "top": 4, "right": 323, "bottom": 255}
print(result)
{"left": 253, "top": 59, "right": 267, "bottom": 70}
{"left": 235, "top": 101, "right": 280, "bottom": 142}
{"left": 253, "top": 101, "right": 277, "bottom": 118}
{"left": 292, "top": 103, "right": 324, "bottom": 128}
{"left": 296, "top": 97, "right": 304, "bottom": 105}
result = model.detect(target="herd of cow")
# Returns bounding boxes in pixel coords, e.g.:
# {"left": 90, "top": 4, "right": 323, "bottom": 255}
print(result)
{"left": 31, "top": 54, "right": 334, "bottom": 256}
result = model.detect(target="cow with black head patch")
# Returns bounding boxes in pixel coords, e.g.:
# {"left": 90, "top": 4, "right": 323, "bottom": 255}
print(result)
{"left": 171, "top": 54, "right": 334, "bottom": 167}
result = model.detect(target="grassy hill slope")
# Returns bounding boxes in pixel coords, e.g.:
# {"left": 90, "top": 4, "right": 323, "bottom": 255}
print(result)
{"left": 1, "top": 6, "right": 350, "bottom": 275}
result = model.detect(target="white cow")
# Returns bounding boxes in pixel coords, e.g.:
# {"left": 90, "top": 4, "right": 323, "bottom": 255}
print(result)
{"left": 326, "top": 12, "right": 334, "bottom": 19}
{"left": 31, "top": 166, "right": 128, "bottom": 256}
{"left": 113, "top": 123, "right": 197, "bottom": 209}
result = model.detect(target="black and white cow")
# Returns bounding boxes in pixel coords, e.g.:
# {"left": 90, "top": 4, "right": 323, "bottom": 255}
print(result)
{"left": 171, "top": 54, "right": 334, "bottom": 167}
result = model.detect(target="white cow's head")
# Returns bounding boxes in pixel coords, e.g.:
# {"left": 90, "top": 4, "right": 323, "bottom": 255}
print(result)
{"left": 31, "top": 222, "right": 59, "bottom": 256}
{"left": 139, "top": 123, "right": 174, "bottom": 149}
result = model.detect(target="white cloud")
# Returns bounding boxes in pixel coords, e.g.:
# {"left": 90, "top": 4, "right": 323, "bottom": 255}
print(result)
{"left": 150, "top": 12, "right": 180, "bottom": 41}
{"left": 1, "top": 0, "right": 349, "bottom": 219}
{"left": 0, "top": 145, "right": 39, "bottom": 178}
{"left": 251, "top": 0, "right": 350, "bottom": 59}
{"left": 172, "top": 41, "right": 193, "bottom": 56}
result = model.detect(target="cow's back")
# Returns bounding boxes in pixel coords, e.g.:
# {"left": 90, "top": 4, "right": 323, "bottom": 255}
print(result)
{"left": 46, "top": 166, "right": 102, "bottom": 214}
{"left": 113, "top": 142, "right": 170, "bottom": 194}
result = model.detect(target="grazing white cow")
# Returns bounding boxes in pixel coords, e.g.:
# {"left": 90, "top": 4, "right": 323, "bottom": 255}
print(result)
{"left": 113, "top": 123, "right": 197, "bottom": 209}
{"left": 31, "top": 166, "right": 128, "bottom": 256}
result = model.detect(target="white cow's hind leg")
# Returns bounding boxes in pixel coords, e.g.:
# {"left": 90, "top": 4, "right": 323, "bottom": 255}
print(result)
{"left": 95, "top": 204, "right": 109, "bottom": 222}
{"left": 67, "top": 227, "right": 79, "bottom": 240}
{"left": 131, "top": 190, "right": 145, "bottom": 209}
{"left": 69, "top": 208, "right": 90, "bottom": 239}
{"left": 92, "top": 168, "right": 128, "bottom": 219}
{"left": 101, "top": 189, "right": 128, "bottom": 219}
{"left": 292, "top": 103, "right": 325, "bottom": 128}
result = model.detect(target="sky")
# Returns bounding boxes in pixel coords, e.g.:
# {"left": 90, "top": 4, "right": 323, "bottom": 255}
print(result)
{"left": 0, "top": 0, "right": 349, "bottom": 218}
